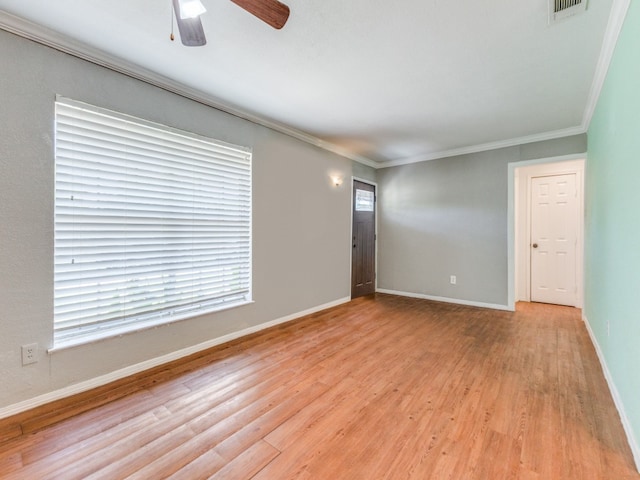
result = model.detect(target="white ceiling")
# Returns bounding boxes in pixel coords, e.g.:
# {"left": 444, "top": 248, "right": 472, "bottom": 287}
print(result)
{"left": 0, "top": 0, "right": 621, "bottom": 166}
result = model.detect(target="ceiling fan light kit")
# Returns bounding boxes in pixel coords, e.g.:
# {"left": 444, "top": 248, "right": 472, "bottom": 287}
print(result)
{"left": 178, "top": 0, "right": 207, "bottom": 19}
{"left": 172, "top": 0, "right": 290, "bottom": 46}
{"left": 172, "top": 0, "right": 207, "bottom": 46}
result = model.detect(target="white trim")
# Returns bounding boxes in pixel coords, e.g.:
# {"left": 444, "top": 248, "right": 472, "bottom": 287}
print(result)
{"left": 376, "top": 0, "right": 631, "bottom": 172}
{"left": 0, "top": 0, "right": 629, "bottom": 171}
{"left": 379, "top": 126, "right": 585, "bottom": 169}
{"left": 581, "top": 0, "right": 632, "bottom": 130}
{"left": 376, "top": 288, "right": 512, "bottom": 312}
{"left": 0, "top": 12, "right": 378, "bottom": 169}
{"left": 507, "top": 153, "right": 587, "bottom": 310}
{"left": 350, "top": 177, "right": 379, "bottom": 298}
{"left": 367, "top": 0, "right": 630, "bottom": 170}
{"left": 516, "top": 160, "right": 585, "bottom": 308}
{"left": 0, "top": 296, "right": 350, "bottom": 420}
{"left": 1, "top": 0, "right": 629, "bottom": 175}
{"left": 582, "top": 314, "right": 640, "bottom": 472}
{"left": 48, "top": 300, "right": 255, "bottom": 353}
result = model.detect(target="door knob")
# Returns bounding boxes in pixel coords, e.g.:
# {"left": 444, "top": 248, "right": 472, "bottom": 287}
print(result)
{"left": 532, "top": 243, "right": 538, "bottom": 248}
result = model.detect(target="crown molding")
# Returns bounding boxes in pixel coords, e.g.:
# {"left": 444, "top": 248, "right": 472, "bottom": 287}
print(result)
{"left": 581, "top": 0, "right": 631, "bottom": 131}
{"left": 2, "top": 0, "right": 629, "bottom": 173}
{"left": 378, "top": 125, "right": 586, "bottom": 169}
{"left": 375, "top": 0, "right": 631, "bottom": 170}
{"left": 0, "top": 12, "right": 379, "bottom": 169}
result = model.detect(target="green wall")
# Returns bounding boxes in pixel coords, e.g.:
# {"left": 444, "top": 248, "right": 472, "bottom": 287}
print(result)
{"left": 586, "top": 0, "right": 640, "bottom": 465}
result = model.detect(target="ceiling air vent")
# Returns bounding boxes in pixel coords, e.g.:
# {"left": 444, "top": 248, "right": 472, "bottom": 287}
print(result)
{"left": 549, "top": 0, "right": 587, "bottom": 24}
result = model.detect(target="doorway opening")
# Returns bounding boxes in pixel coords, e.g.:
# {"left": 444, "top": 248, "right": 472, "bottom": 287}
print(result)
{"left": 514, "top": 159, "right": 585, "bottom": 308}
{"left": 351, "top": 179, "right": 376, "bottom": 298}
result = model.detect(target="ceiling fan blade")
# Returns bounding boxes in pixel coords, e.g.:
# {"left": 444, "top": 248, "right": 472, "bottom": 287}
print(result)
{"left": 172, "top": 0, "right": 207, "bottom": 46}
{"left": 230, "top": 0, "right": 290, "bottom": 29}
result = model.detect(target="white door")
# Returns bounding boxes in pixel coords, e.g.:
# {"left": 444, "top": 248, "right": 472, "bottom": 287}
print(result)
{"left": 530, "top": 174, "right": 578, "bottom": 306}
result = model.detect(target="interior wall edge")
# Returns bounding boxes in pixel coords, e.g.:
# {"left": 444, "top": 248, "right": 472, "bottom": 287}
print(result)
{"left": 581, "top": 0, "right": 632, "bottom": 130}
{"left": 376, "top": 289, "right": 512, "bottom": 312}
{"left": 582, "top": 313, "right": 640, "bottom": 472}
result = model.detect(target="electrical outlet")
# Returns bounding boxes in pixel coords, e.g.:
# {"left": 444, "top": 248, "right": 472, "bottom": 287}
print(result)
{"left": 450, "top": 275, "right": 457, "bottom": 285}
{"left": 22, "top": 343, "right": 38, "bottom": 365}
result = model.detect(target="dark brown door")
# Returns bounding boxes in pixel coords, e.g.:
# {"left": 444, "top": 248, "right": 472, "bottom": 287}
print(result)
{"left": 352, "top": 180, "right": 376, "bottom": 298}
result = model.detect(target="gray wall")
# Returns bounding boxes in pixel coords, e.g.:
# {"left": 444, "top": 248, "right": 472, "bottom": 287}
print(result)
{"left": 0, "top": 30, "right": 374, "bottom": 408}
{"left": 376, "top": 135, "right": 586, "bottom": 307}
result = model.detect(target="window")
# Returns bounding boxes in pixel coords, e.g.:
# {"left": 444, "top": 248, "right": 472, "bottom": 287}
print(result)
{"left": 54, "top": 98, "right": 252, "bottom": 348}
{"left": 355, "top": 189, "right": 374, "bottom": 211}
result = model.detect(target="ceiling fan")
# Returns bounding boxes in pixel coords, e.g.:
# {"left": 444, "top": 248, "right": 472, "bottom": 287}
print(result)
{"left": 171, "top": 0, "right": 290, "bottom": 46}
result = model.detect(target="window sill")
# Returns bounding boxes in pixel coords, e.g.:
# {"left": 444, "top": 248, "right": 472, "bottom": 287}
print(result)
{"left": 49, "top": 299, "right": 254, "bottom": 353}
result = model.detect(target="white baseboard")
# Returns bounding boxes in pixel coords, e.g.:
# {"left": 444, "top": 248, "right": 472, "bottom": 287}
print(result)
{"left": 376, "top": 288, "right": 513, "bottom": 312}
{"left": 0, "top": 296, "right": 351, "bottom": 421}
{"left": 582, "top": 314, "right": 640, "bottom": 472}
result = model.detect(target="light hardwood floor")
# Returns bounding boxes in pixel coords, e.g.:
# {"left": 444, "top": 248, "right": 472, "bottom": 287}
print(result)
{"left": 0, "top": 294, "right": 638, "bottom": 479}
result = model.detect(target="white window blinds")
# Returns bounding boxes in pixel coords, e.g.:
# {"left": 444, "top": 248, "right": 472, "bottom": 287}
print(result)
{"left": 54, "top": 98, "right": 252, "bottom": 347}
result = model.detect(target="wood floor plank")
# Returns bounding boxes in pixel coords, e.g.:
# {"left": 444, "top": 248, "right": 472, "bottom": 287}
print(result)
{"left": 2, "top": 410, "right": 164, "bottom": 480}
{"left": 261, "top": 321, "right": 429, "bottom": 453}
{"left": 208, "top": 440, "right": 279, "bottom": 480}
{"left": 165, "top": 449, "right": 227, "bottom": 480}
{"left": 211, "top": 380, "right": 330, "bottom": 463}
{"left": 0, "top": 450, "right": 22, "bottom": 476}
{"left": 125, "top": 370, "right": 327, "bottom": 479}
{"left": 0, "top": 295, "right": 637, "bottom": 479}
{"left": 20, "top": 384, "right": 190, "bottom": 466}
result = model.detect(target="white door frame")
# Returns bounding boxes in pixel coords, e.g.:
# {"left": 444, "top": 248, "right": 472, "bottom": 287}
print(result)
{"left": 507, "top": 154, "right": 586, "bottom": 310}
